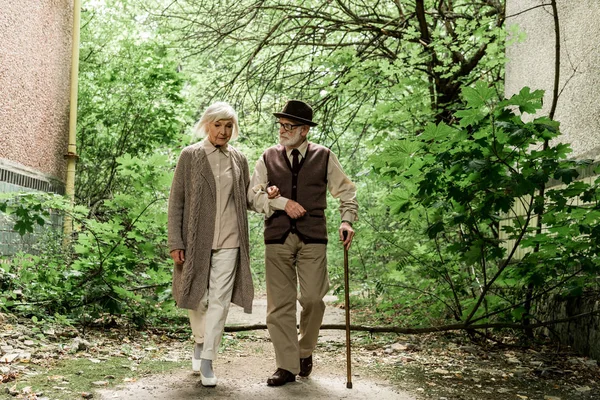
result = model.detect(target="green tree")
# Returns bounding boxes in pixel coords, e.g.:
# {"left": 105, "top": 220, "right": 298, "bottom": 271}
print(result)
{"left": 374, "top": 83, "right": 600, "bottom": 329}
{"left": 162, "top": 0, "right": 505, "bottom": 128}
{"left": 76, "top": 0, "right": 194, "bottom": 210}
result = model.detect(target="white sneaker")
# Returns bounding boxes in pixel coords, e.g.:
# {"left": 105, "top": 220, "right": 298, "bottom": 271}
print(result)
{"left": 201, "top": 371, "right": 218, "bottom": 387}
{"left": 192, "top": 350, "right": 201, "bottom": 373}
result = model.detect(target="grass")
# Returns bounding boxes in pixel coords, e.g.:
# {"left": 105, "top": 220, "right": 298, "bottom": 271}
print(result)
{"left": 1, "top": 356, "right": 187, "bottom": 400}
{"left": 0, "top": 322, "right": 269, "bottom": 399}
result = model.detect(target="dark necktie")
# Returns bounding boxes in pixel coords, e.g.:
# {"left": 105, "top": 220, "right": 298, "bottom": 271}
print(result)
{"left": 292, "top": 149, "right": 300, "bottom": 172}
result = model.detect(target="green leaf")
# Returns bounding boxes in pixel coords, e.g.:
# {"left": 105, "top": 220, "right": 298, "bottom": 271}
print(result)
{"left": 554, "top": 168, "right": 579, "bottom": 185}
{"left": 419, "top": 122, "right": 457, "bottom": 141}
{"left": 461, "top": 81, "right": 496, "bottom": 108}
{"left": 466, "top": 159, "right": 487, "bottom": 172}
{"left": 455, "top": 108, "right": 487, "bottom": 127}
{"left": 506, "top": 87, "right": 544, "bottom": 114}
{"left": 426, "top": 221, "right": 445, "bottom": 238}
{"left": 511, "top": 306, "right": 526, "bottom": 320}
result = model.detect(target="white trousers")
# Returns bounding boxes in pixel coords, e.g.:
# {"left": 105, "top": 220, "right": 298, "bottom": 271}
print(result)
{"left": 188, "top": 247, "right": 239, "bottom": 360}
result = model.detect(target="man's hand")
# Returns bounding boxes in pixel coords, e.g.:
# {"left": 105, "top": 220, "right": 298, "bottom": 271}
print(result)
{"left": 267, "top": 185, "right": 280, "bottom": 199}
{"left": 170, "top": 249, "right": 185, "bottom": 265}
{"left": 284, "top": 200, "right": 306, "bottom": 219}
{"left": 339, "top": 222, "right": 355, "bottom": 250}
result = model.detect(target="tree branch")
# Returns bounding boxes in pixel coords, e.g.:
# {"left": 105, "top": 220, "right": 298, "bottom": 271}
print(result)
{"left": 222, "top": 309, "right": 600, "bottom": 333}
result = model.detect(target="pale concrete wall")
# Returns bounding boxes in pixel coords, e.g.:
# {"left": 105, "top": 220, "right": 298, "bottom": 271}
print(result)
{"left": 505, "top": 0, "right": 600, "bottom": 160}
{"left": 506, "top": 1, "right": 600, "bottom": 361}
{"left": 0, "top": 0, "right": 73, "bottom": 182}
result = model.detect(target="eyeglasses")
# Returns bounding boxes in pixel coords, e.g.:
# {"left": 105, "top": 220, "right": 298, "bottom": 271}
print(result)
{"left": 276, "top": 122, "right": 304, "bottom": 132}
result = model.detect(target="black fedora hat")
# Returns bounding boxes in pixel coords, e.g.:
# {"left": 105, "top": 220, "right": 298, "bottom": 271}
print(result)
{"left": 273, "top": 100, "right": 318, "bottom": 127}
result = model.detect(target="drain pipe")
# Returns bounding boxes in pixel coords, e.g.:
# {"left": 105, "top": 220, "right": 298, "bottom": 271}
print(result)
{"left": 63, "top": 0, "right": 82, "bottom": 244}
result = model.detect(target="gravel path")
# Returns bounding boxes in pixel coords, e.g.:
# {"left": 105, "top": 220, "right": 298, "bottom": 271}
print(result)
{"left": 97, "top": 296, "right": 415, "bottom": 400}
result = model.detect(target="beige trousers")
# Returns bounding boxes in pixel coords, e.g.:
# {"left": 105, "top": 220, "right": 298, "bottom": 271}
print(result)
{"left": 188, "top": 247, "right": 239, "bottom": 360}
{"left": 265, "top": 233, "right": 329, "bottom": 375}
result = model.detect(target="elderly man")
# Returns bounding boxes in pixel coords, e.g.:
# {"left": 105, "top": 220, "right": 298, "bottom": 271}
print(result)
{"left": 249, "top": 100, "right": 358, "bottom": 386}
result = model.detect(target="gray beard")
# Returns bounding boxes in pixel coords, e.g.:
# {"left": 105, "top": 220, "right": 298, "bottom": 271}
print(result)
{"left": 280, "top": 131, "right": 303, "bottom": 147}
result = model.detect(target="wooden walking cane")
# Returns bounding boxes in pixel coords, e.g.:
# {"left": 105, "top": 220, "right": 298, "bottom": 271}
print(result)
{"left": 343, "top": 231, "right": 352, "bottom": 389}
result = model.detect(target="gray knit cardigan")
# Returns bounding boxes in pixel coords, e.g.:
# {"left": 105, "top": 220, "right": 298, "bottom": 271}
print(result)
{"left": 167, "top": 142, "right": 254, "bottom": 313}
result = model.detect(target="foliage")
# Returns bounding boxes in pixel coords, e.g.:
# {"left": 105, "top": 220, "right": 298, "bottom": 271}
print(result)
{"left": 372, "top": 83, "right": 600, "bottom": 327}
{"left": 158, "top": 1, "right": 510, "bottom": 328}
{"left": 0, "top": 0, "right": 200, "bottom": 326}
{"left": 0, "top": 154, "right": 177, "bottom": 327}
{"left": 8, "top": 0, "right": 598, "bottom": 337}
{"left": 161, "top": 0, "right": 505, "bottom": 131}
{"left": 0, "top": 0, "right": 203, "bottom": 325}
{"left": 0, "top": 193, "right": 49, "bottom": 236}
{"left": 76, "top": 0, "right": 195, "bottom": 208}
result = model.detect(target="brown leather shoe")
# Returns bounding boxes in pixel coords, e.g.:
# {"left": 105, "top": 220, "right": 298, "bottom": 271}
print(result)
{"left": 299, "top": 355, "right": 313, "bottom": 377}
{"left": 267, "top": 368, "right": 296, "bottom": 386}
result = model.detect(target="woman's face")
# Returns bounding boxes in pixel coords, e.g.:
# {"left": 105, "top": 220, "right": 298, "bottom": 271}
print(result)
{"left": 206, "top": 119, "right": 233, "bottom": 147}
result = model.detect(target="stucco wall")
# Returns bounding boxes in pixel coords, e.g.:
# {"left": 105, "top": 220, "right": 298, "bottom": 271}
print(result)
{"left": 505, "top": 1, "right": 600, "bottom": 361}
{"left": 0, "top": 0, "right": 73, "bottom": 182}
{"left": 505, "top": 0, "right": 600, "bottom": 160}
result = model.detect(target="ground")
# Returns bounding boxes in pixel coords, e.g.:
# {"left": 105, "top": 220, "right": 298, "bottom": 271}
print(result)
{"left": 1, "top": 295, "right": 600, "bottom": 400}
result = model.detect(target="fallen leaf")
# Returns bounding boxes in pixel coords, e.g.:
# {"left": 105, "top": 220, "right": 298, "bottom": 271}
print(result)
{"left": 1, "top": 354, "right": 20, "bottom": 363}
{"left": 433, "top": 368, "right": 450, "bottom": 374}
{"left": 1, "top": 372, "right": 18, "bottom": 383}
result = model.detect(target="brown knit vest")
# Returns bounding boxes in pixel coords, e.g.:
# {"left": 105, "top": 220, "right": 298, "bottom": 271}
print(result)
{"left": 263, "top": 143, "right": 330, "bottom": 244}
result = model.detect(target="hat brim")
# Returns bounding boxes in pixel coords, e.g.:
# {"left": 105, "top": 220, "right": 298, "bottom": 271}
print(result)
{"left": 273, "top": 112, "right": 318, "bottom": 127}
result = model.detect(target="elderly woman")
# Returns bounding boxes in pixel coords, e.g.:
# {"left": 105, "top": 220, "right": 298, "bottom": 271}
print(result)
{"left": 167, "top": 101, "right": 254, "bottom": 387}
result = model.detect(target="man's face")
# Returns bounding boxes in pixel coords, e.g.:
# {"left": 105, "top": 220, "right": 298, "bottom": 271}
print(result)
{"left": 278, "top": 118, "right": 307, "bottom": 148}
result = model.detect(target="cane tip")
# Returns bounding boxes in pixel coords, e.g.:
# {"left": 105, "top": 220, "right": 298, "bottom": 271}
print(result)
{"left": 346, "top": 382, "right": 353, "bottom": 389}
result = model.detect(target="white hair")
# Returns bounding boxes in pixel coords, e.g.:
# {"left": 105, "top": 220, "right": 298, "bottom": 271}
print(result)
{"left": 191, "top": 101, "right": 240, "bottom": 141}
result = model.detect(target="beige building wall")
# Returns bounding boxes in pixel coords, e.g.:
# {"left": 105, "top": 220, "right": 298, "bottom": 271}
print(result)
{"left": 0, "top": 0, "right": 73, "bottom": 183}
{"left": 505, "top": 1, "right": 600, "bottom": 361}
{"left": 505, "top": 0, "right": 600, "bottom": 160}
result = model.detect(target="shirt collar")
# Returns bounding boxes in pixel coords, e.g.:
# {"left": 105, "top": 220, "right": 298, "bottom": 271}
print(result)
{"left": 286, "top": 140, "right": 308, "bottom": 159}
{"left": 203, "top": 138, "right": 230, "bottom": 156}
